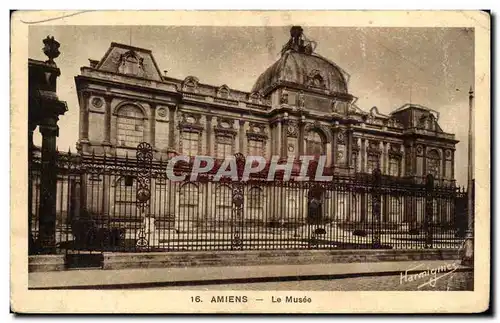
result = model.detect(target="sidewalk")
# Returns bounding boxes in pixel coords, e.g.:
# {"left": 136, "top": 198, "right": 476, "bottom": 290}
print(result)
{"left": 29, "top": 260, "right": 472, "bottom": 289}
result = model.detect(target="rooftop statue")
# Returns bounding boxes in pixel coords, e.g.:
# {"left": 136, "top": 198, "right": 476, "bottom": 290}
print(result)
{"left": 281, "top": 26, "right": 317, "bottom": 56}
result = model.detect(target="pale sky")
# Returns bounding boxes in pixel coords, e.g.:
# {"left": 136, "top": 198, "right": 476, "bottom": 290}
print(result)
{"left": 28, "top": 26, "right": 474, "bottom": 186}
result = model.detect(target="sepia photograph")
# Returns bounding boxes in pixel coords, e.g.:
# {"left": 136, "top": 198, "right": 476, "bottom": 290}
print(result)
{"left": 10, "top": 10, "right": 490, "bottom": 313}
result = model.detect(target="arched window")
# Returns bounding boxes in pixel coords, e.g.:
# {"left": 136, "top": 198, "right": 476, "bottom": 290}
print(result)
{"left": 214, "top": 185, "right": 232, "bottom": 225}
{"left": 116, "top": 105, "right": 145, "bottom": 147}
{"left": 247, "top": 187, "right": 264, "bottom": 221}
{"left": 426, "top": 149, "right": 441, "bottom": 178}
{"left": 305, "top": 130, "right": 325, "bottom": 157}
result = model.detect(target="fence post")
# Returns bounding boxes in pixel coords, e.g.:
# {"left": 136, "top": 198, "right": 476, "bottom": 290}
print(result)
{"left": 231, "top": 153, "right": 246, "bottom": 250}
{"left": 135, "top": 142, "right": 153, "bottom": 250}
{"left": 372, "top": 168, "right": 382, "bottom": 248}
{"left": 425, "top": 174, "right": 434, "bottom": 248}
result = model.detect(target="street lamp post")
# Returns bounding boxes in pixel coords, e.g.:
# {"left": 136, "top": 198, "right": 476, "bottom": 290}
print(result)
{"left": 461, "top": 86, "right": 474, "bottom": 266}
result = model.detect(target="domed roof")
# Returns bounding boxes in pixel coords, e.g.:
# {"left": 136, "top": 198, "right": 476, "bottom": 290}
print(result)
{"left": 251, "top": 27, "right": 349, "bottom": 96}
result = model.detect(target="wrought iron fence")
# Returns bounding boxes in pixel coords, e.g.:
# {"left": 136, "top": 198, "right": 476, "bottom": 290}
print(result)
{"left": 29, "top": 145, "right": 468, "bottom": 256}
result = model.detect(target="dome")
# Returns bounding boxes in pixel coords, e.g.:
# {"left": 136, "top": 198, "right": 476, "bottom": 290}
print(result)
{"left": 251, "top": 27, "right": 349, "bottom": 96}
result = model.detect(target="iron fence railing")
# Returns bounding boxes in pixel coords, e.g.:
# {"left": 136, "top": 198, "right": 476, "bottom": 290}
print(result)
{"left": 29, "top": 147, "right": 468, "bottom": 255}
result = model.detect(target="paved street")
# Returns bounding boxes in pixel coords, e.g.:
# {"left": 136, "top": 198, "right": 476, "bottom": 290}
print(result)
{"left": 148, "top": 271, "right": 473, "bottom": 291}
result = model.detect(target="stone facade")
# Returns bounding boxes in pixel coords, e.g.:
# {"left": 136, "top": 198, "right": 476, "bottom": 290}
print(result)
{"left": 75, "top": 41, "right": 458, "bottom": 185}
{"left": 73, "top": 30, "right": 458, "bottom": 227}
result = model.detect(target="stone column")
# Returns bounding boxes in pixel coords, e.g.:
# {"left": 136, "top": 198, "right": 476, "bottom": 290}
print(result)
{"left": 451, "top": 150, "right": 455, "bottom": 181}
{"left": 239, "top": 119, "right": 245, "bottom": 155}
{"left": 280, "top": 119, "right": 287, "bottom": 158}
{"left": 347, "top": 127, "right": 353, "bottom": 169}
{"left": 331, "top": 125, "right": 337, "bottom": 167}
{"left": 382, "top": 142, "right": 388, "bottom": 174}
{"left": 361, "top": 138, "right": 366, "bottom": 173}
{"left": 37, "top": 119, "right": 60, "bottom": 253}
{"left": 168, "top": 106, "right": 176, "bottom": 151}
{"left": 276, "top": 121, "right": 282, "bottom": 157}
{"left": 206, "top": 115, "right": 213, "bottom": 156}
{"left": 103, "top": 94, "right": 112, "bottom": 145}
{"left": 298, "top": 117, "right": 305, "bottom": 155}
{"left": 149, "top": 103, "right": 156, "bottom": 148}
{"left": 79, "top": 91, "right": 90, "bottom": 141}
{"left": 401, "top": 146, "right": 406, "bottom": 176}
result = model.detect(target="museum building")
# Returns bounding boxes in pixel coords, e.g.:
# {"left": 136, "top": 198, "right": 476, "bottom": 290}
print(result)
{"left": 72, "top": 27, "right": 459, "bottom": 227}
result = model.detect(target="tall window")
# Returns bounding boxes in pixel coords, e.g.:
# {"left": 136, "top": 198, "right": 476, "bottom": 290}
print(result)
{"left": 426, "top": 149, "right": 441, "bottom": 178}
{"left": 285, "top": 188, "right": 300, "bottom": 221}
{"left": 248, "top": 139, "right": 264, "bottom": 157}
{"left": 336, "top": 193, "right": 348, "bottom": 221}
{"left": 215, "top": 136, "right": 234, "bottom": 159}
{"left": 116, "top": 105, "right": 144, "bottom": 147}
{"left": 247, "top": 187, "right": 264, "bottom": 220}
{"left": 182, "top": 131, "right": 200, "bottom": 156}
{"left": 114, "top": 176, "right": 137, "bottom": 218}
{"left": 305, "top": 131, "right": 325, "bottom": 157}
{"left": 366, "top": 154, "right": 379, "bottom": 174}
{"left": 388, "top": 196, "right": 402, "bottom": 223}
{"left": 215, "top": 185, "right": 232, "bottom": 223}
{"left": 388, "top": 157, "right": 400, "bottom": 177}
{"left": 178, "top": 183, "right": 199, "bottom": 221}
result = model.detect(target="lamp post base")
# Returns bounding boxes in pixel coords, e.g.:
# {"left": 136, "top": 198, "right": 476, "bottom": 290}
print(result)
{"left": 461, "top": 235, "right": 474, "bottom": 267}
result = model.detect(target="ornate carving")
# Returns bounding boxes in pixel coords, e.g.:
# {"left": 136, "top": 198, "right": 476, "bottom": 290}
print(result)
{"left": 217, "top": 84, "right": 231, "bottom": 99}
{"left": 352, "top": 138, "right": 360, "bottom": 151}
{"left": 182, "top": 76, "right": 199, "bottom": 93}
{"left": 387, "top": 118, "right": 404, "bottom": 129}
{"left": 307, "top": 70, "right": 325, "bottom": 88}
{"left": 286, "top": 121, "right": 299, "bottom": 138}
{"left": 91, "top": 97, "right": 103, "bottom": 109}
{"left": 297, "top": 91, "right": 305, "bottom": 108}
{"left": 157, "top": 108, "right": 167, "bottom": 117}
{"left": 117, "top": 50, "right": 145, "bottom": 77}
{"left": 214, "top": 117, "right": 237, "bottom": 137}
{"left": 280, "top": 89, "right": 289, "bottom": 105}
{"left": 246, "top": 122, "right": 268, "bottom": 140}
{"left": 389, "top": 143, "right": 402, "bottom": 157}
{"left": 43, "top": 36, "right": 60, "bottom": 65}
{"left": 178, "top": 112, "right": 203, "bottom": 132}
{"left": 248, "top": 91, "right": 262, "bottom": 104}
{"left": 337, "top": 130, "right": 346, "bottom": 144}
{"left": 445, "top": 149, "right": 452, "bottom": 160}
{"left": 367, "top": 140, "right": 381, "bottom": 155}
{"left": 416, "top": 145, "right": 424, "bottom": 156}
